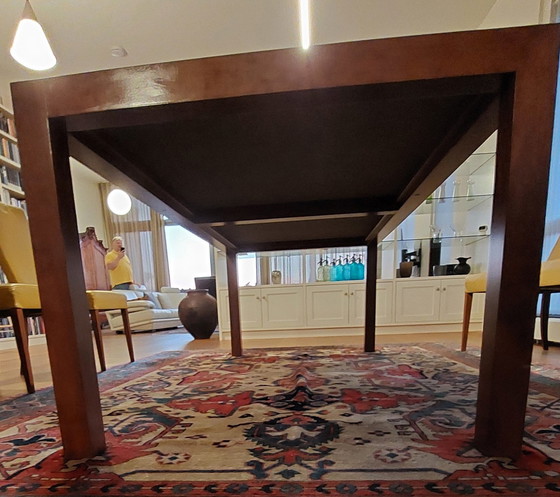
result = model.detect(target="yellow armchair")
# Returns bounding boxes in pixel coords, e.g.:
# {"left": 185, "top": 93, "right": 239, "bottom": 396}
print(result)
{"left": 461, "top": 237, "right": 560, "bottom": 351}
{"left": 0, "top": 204, "right": 134, "bottom": 394}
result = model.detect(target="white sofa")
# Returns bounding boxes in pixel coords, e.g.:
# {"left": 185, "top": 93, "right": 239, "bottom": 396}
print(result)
{"left": 105, "top": 287, "right": 186, "bottom": 333}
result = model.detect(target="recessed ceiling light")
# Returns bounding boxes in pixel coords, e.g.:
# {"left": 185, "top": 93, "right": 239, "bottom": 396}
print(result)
{"left": 110, "top": 46, "right": 128, "bottom": 58}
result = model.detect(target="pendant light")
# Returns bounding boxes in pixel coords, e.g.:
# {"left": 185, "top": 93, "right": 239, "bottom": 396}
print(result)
{"left": 107, "top": 189, "right": 132, "bottom": 216}
{"left": 10, "top": 0, "right": 57, "bottom": 71}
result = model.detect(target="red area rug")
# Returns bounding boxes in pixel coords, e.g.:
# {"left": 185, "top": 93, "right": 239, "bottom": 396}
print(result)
{"left": 1, "top": 344, "right": 559, "bottom": 496}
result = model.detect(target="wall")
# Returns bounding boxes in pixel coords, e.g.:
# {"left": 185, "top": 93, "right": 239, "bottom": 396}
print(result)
{"left": 0, "top": 78, "right": 12, "bottom": 111}
{"left": 478, "top": 0, "right": 551, "bottom": 28}
{"left": 69, "top": 158, "right": 108, "bottom": 244}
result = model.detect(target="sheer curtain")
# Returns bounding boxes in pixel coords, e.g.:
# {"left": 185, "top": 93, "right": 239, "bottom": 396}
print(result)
{"left": 100, "top": 184, "right": 170, "bottom": 291}
{"left": 256, "top": 251, "right": 304, "bottom": 285}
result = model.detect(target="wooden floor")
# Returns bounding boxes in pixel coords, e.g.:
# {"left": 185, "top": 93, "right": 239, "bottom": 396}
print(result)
{"left": 1, "top": 329, "right": 559, "bottom": 401}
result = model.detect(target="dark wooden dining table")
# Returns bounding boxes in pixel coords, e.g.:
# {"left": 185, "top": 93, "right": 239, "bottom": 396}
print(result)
{"left": 11, "top": 24, "right": 560, "bottom": 461}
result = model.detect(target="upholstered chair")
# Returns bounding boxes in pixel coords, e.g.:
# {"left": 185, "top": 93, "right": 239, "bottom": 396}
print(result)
{"left": 0, "top": 204, "right": 134, "bottom": 393}
{"left": 461, "top": 237, "right": 560, "bottom": 351}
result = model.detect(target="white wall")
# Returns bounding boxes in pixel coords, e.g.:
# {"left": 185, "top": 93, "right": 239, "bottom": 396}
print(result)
{"left": 69, "top": 158, "right": 108, "bottom": 244}
{"left": 0, "top": 77, "right": 12, "bottom": 111}
{"left": 478, "top": 0, "right": 552, "bottom": 28}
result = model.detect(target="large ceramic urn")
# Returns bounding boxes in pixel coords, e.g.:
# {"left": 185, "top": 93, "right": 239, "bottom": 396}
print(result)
{"left": 178, "top": 289, "right": 218, "bottom": 339}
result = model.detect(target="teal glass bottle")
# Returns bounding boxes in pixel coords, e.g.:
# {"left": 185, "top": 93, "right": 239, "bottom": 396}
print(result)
{"left": 356, "top": 256, "right": 365, "bottom": 280}
{"left": 343, "top": 256, "right": 351, "bottom": 280}
{"left": 349, "top": 255, "right": 359, "bottom": 280}
{"left": 334, "top": 258, "right": 344, "bottom": 281}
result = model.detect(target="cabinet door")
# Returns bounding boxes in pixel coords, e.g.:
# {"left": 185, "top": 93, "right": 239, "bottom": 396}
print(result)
{"left": 261, "top": 286, "right": 305, "bottom": 329}
{"left": 348, "top": 283, "right": 365, "bottom": 326}
{"left": 439, "top": 278, "right": 466, "bottom": 322}
{"left": 395, "top": 280, "right": 440, "bottom": 323}
{"left": 471, "top": 292, "right": 485, "bottom": 320}
{"left": 218, "top": 289, "right": 231, "bottom": 331}
{"left": 217, "top": 288, "right": 263, "bottom": 330}
{"left": 375, "top": 281, "right": 394, "bottom": 324}
{"left": 345, "top": 282, "right": 395, "bottom": 326}
{"left": 306, "top": 285, "right": 349, "bottom": 327}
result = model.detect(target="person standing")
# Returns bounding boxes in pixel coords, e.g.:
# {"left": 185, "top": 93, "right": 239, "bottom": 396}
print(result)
{"left": 105, "top": 236, "right": 134, "bottom": 290}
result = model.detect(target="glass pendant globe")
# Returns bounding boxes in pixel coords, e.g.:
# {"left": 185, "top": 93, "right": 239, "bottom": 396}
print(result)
{"left": 107, "top": 189, "right": 132, "bottom": 215}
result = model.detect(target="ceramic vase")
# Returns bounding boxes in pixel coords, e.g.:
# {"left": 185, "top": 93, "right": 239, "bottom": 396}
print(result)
{"left": 453, "top": 257, "right": 471, "bottom": 275}
{"left": 178, "top": 289, "right": 218, "bottom": 339}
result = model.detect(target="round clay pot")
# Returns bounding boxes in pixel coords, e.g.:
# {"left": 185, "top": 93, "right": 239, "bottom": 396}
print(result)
{"left": 178, "top": 289, "right": 218, "bottom": 339}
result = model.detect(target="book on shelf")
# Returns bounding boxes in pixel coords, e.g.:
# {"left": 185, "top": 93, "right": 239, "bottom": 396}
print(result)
{"left": 0, "top": 115, "right": 9, "bottom": 134}
{"left": 1, "top": 139, "right": 20, "bottom": 163}
{"left": 9, "top": 197, "right": 27, "bottom": 212}
{"left": 0, "top": 165, "right": 22, "bottom": 187}
{"left": 0, "top": 317, "right": 45, "bottom": 340}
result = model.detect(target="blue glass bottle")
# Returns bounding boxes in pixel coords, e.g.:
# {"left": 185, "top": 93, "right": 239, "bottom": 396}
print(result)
{"left": 349, "top": 255, "right": 359, "bottom": 280}
{"left": 356, "top": 256, "right": 365, "bottom": 280}
{"left": 334, "top": 258, "right": 344, "bottom": 281}
{"left": 330, "top": 259, "right": 338, "bottom": 281}
{"left": 343, "top": 256, "right": 351, "bottom": 280}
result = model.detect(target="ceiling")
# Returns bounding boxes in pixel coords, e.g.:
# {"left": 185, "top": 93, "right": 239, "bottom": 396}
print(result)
{"left": 0, "top": 0, "right": 549, "bottom": 98}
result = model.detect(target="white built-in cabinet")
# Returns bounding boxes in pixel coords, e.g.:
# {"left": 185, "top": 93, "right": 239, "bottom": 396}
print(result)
{"left": 394, "top": 277, "right": 466, "bottom": 324}
{"left": 305, "top": 281, "right": 393, "bottom": 327}
{"left": 217, "top": 276, "right": 479, "bottom": 335}
{"left": 219, "top": 286, "right": 305, "bottom": 331}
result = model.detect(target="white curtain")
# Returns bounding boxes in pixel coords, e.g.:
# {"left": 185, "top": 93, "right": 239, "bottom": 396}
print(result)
{"left": 100, "top": 184, "right": 170, "bottom": 291}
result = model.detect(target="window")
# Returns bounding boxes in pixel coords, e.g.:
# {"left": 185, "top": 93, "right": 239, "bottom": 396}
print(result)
{"left": 165, "top": 225, "right": 211, "bottom": 289}
{"left": 238, "top": 253, "right": 257, "bottom": 286}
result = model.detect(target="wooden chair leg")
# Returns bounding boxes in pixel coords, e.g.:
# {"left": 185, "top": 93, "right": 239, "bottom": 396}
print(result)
{"left": 11, "top": 308, "right": 35, "bottom": 394}
{"left": 540, "top": 291, "right": 550, "bottom": 351}
{"left": 461, "top": 292, "right": 474, "bottom": 351}
{"left": 120, "top": 309, "right": 135, "bottom": 363}
{"left": 90, "top": 309, "right": 106, "bottom": 372}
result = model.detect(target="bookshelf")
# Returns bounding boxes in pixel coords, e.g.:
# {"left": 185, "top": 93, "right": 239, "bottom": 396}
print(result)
{"left": 0, "top": 102, "right": 25, "bottom": 212}
{"left": 0, "top": 100, "right": 35, "bottom": 341}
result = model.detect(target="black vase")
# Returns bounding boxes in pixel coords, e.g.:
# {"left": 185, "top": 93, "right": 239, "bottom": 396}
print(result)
{"left": 178, "top": 289, "right": 218, "bottom": 339}
{"left": 453, "top": 257, "right": 471, "bottom": 275}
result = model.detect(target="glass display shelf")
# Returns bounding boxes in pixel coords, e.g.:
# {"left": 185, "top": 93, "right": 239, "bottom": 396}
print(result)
{"left": 416, "top": 194, "right": 493, "bottom": 215}
{"left": 397, "top": 233, "right": 489, "bottom": 245}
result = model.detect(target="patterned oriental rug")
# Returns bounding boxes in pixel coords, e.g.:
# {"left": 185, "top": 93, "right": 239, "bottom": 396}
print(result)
{"left": 1, "top": 344, "right": 560, "bottom": 496}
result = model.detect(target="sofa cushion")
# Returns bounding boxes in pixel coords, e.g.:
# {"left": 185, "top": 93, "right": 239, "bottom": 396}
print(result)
{"left": 143, "top": 291, "right": 163, "bottom": 309}
{"left": 127, "top": 300, "right": 155, "bottom": 310}
{"left": 161, "top": 287, "right": 181, "bottom": 293}
{"left": 112, "top": 289, "right": 145, "bottom": 301}
{"left": 109, "top": 308, "right": 180, "bottom": 331}
{"left": 158, "top": 291, "right": 185, "bottom": 309}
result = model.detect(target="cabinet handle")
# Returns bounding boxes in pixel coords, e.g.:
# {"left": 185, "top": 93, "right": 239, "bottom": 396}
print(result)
{"left": 344, "top": 292, "right": 348, "bottom": 296}
{"left": 262, "top": 296, "right": 267, "bottom": 300}
{"left": 256, "top": 296, "right": 260, "bottom": 300}
{"left": 350, "top": 292, "right": 354, "bottom": 296}
{"left": 436, "top": 287, "right": 440, "bottom": 291}
{"left": 443, "top": 287, "right": 447, "bottom": 291}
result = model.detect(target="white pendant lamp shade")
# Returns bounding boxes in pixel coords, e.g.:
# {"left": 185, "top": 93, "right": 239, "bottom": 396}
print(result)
{"left": 107, "top": 189, "right": 132, "bottom": 216}
{"left": 10, "top": 1, "right": 57, "bottom": 71}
